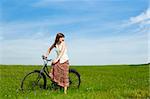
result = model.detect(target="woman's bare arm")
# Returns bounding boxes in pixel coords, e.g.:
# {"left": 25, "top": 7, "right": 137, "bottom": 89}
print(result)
{"left": 55, "top": 42, "right": 66, "bottom": 61}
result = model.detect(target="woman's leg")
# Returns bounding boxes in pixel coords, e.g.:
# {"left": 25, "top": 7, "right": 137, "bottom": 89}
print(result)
{"left": 49, "top": 68, "right": 53, "bottom": 78}
{"left": 64, "top": 86, "right": 67, "bottom": 94}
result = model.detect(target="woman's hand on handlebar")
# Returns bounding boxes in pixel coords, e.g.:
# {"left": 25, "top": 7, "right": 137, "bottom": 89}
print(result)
{"left": 42, "top": 55, "right": 47, "bottom": 59}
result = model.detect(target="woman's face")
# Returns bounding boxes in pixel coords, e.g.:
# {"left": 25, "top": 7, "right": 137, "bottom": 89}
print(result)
{"left": 59, "top": 37, "right": 64, "bottom": 42}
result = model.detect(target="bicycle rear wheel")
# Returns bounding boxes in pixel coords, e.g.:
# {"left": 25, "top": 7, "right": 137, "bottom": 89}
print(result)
{"left": 69, "top": 69, "right": 81, "bottom": 89}
{"left": 21, "top": 70, "right": 46, "bottom": 91}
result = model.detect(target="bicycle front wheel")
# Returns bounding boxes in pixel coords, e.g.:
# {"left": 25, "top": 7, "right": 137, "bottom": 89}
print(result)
{"left": 21, "top": 70, "right": 47, "bottom": 91}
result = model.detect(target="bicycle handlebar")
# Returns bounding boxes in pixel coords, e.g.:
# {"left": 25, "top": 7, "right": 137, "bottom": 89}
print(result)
{"left": 42, "top": 55, "right": 52, "bottom": 62}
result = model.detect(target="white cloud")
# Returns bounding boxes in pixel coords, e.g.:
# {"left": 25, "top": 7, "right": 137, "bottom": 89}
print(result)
{"left": 1, "top": 16, "right": 148, "bottom": 65}
{"left": 68, "top": 33, "right": 148, "bottom": 65}
{"left": 130, "top": 7, "right": 150, "bottom": 24}
{"left": 1, "top": 32, "right": 147, "bottom": 65}
{"left": 1, "top": 38, "right": 55, "bottom": 65}
{"left": 119, "top": 7, "right": 150, "bottom": 64}
{"left": 2, "top": 15, "right": 95, "bottom": 40}
{"left": 1, "top": 2, "right": 149, "bottom": 65}
{"left": 122, "top": 7, "right": 150, "bottom": 29}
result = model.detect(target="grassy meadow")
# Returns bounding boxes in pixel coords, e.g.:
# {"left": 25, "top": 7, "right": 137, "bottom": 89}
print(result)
{"left": 0, "top": 64, "right": 149, "bottom": 99}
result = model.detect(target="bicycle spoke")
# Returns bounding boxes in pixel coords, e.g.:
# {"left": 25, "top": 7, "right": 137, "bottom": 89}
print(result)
{"left": 69, "top": 72, "right": 80, "bottom": 88}
{"left": 21, "top": 71, "right": 46, "bottom": 91}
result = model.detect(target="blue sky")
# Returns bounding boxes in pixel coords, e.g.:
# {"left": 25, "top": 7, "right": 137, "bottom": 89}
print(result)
{"left": 0, "top": 0, "right": 149, "bottom": 65}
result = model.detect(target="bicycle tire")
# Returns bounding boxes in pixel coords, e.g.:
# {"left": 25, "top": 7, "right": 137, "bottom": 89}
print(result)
{"left": 21, "top": 70, "right": 47, "bottom": 91}
{"left": 69, "top": 69, "right": 81, "bottom": 88}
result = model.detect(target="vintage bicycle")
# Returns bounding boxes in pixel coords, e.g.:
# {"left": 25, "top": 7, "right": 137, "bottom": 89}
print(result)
{"left": 21, "top": 55, "right": 81, "bottom": 91}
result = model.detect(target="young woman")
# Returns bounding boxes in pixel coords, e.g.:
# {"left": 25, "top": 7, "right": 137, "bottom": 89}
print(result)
{"left": 44, "top": 33, "right": 69, "bottom": 94}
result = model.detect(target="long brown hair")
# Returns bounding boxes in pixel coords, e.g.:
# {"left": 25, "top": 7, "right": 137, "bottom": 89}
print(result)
{"left": 53, "top": 33, "right": 65, "bottom": 47}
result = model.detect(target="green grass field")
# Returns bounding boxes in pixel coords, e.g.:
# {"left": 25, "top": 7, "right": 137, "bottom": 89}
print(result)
{"left": 0, "top": 64, "right": 149, "bottom": 99}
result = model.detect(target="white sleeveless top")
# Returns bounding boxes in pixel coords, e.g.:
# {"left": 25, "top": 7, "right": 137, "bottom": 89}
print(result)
{"left": 55, "top": 42, "right": 69, "bottom": 63}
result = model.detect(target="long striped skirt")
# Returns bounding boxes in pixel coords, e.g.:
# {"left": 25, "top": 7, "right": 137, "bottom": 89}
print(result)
{"left": 49, "top": 60, "right": 69, "bottom": 87}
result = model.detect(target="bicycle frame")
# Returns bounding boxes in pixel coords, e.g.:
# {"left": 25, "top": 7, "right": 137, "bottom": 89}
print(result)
{"left": 40, "top": 57, "right": 52, "bottom": 79}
